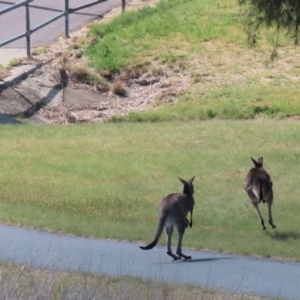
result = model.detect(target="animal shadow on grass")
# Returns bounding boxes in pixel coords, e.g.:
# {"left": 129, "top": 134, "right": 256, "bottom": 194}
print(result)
{"left": 266, "top": 231, "right": 300, "bottom": 241}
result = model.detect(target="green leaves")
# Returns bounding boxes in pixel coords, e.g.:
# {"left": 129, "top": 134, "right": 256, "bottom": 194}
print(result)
{"left": 240, "top": 0, "right": 300, "bottom": 46}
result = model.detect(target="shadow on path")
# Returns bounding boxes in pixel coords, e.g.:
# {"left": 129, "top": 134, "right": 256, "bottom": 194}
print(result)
{"left": 0, "top": 59, "right": 68, "bottom": 121}
{"left": 152, "top": 257, "right": 233, "bottom": 265}
{"left": 187, "top": 257, "right": 233, "bottom": 263}
{"left": 12, "top": 67, "right": 68, "bottom": 118}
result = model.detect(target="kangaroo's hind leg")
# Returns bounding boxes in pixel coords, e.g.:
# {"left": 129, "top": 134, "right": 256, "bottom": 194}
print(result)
{"left": 165, "top": 226, "right": 181, "bottom": 260}
{"left": 176, "top": 223, "right": 191, "bottom": 260}
{"left": 267, "top": 200, "right": 276, "bottom": 229}
{"left": 252, "top": 201, "right": 266, "bottom": 230}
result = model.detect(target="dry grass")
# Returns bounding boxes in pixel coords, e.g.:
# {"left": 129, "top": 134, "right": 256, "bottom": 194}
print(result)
{"left": 0, "top": 262, "right": 264, "bottom": 300}
{"left": 187, "top": 41, "right": 300, "bottom": 99}
{"left": 66, "top": 60, "right": 89, "bottom": 82}
{"left": 111, "top": 79, "right": 127, "bottom": 96}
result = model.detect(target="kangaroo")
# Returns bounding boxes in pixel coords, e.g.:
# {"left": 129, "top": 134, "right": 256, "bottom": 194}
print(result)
{"left": 140, "top": 176, "right": 195, "bottom": 260}
{"left": 244, "top": 157, "right": 276, "bottom": 230}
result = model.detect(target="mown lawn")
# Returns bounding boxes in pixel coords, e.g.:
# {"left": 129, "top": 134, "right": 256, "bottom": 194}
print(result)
{"left": 0, "top": 120, "right": 300, "bottom": 260}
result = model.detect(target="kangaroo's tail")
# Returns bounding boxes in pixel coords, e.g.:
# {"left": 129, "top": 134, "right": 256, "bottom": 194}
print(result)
{"left": 140, "top": 214, "right": 167, "bottom": 250}
{"left": 140, "top": 239, "right": 159, "bottom": 250}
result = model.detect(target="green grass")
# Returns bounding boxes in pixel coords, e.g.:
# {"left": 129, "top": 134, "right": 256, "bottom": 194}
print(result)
{"left": 84, "top": 0, "right": 300, "bottom": 121}
{"left": 86, "top": 0, "right": 237, "bottom": 71}
{"left": 8, "top": 58, "right": 19, "bottom": 67}
{"left": 1, "top": 121, "right": 300, "bottom": 260}
{"left": 121, "top": 85, "right": 300, "bottom": 121}
{"left": 0, "top": 1, "right": 298, "bottom": 297}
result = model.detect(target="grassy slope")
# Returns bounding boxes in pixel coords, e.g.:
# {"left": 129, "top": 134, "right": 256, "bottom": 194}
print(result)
{"left": 86, "top": 0, "right": 300, "bottom": 121}
{"left": 1, "top": 121, "right": 300, "bottom": 260}
{"left": 87, "top": 0, "right": 227, "bottom": 71}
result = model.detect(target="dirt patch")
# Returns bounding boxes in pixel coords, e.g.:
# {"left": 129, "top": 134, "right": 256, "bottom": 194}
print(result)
{"left": 1, "top": 0, "right": 189, "bottom": 124}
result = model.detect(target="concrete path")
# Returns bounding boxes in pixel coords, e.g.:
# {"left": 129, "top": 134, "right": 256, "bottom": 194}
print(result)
{"left": 0, "top": 0, "right": 124, "bottom": 124}
{"left": 0, "top": 0, "right": 121, "bottom": 66}
{"left": 0, "top": 224, "right": 299, "bottom": 299}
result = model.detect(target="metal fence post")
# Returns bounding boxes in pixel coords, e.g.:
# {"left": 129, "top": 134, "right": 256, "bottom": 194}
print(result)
{"left": 65, "top": 0, "right": 69, "bottom": 38}
{"left": 26, "top": 2, "right": 30, "bottom": 57}
{"left": 122, "top": 0, "right": 125, "bottom": 12}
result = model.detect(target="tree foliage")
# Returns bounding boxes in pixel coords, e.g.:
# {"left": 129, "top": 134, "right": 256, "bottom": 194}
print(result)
{"left": 239, "top": 0, "right": 300, "bottom": 47}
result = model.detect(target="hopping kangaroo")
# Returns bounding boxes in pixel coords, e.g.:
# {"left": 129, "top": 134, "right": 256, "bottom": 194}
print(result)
{"left": 244, "top": 157, "right": 276, "bottom": 230}
{"left": 140, "top": 177, "right": 195, "bottom": 260}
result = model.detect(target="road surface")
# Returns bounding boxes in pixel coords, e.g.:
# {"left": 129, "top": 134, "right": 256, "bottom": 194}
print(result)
{"left": 0, "top": 224, "right": 299, "bottom": 299}
{"left": 0, "top": 0, "right": 121, "bottom": 47}
{"left": 0, "top": 0, "right": 121, "bottom": 65}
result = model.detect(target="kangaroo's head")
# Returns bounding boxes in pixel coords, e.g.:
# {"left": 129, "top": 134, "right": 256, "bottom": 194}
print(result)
{"left": 178, "top": 176, "right": 195, "bottom": 195}
{"left": 250, "top": 157, "right": 263, "bottom": 169}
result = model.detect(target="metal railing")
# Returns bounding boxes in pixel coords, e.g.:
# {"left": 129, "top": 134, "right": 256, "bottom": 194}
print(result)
{"left": 0, "top": 0, "right": 125, "bottom": 57}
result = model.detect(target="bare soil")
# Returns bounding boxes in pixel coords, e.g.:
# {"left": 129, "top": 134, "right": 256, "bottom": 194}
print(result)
{"left": 1, "top": 0, "right": 189, "bottom": 124}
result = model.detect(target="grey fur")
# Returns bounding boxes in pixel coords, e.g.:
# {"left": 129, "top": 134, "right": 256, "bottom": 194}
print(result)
{"left": 140, "top": 177, "right": 195, "bottom": 260}
{"left": 244, "top": 157, "right": 276, "bottom": 230}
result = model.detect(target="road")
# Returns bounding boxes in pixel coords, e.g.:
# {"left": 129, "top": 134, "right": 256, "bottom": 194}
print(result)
{"left": 0, "top": 0, "right": 121, "bottom": 48}
{"left": 0, "top": 224, "right": 299, "bottom": 299}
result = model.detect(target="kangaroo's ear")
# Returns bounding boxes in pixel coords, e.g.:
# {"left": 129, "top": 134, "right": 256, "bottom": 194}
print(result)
{"left": 250, "top": 157, "right": 256, "bottom": 164}
{"left": 250, "top": 157, "right": 262, "bottom": 168}
{"left": 189, "top": 176, "right": 195, "bottom": 183}
{"left": 250, "top": 157, "right": 258, "bottom": 167}
{"left": 258, "top": 157, "right": 263, "bottom": 164}
{"left": 178, "top": 177, "right": 187, "bottom": 185}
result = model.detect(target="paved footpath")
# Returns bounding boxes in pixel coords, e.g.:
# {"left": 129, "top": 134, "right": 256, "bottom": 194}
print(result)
{"left": 0, "top": 224, "right": 299, "bottom": 299}
{"left": 0, "top": 0, "right": 121, "bottom": 66}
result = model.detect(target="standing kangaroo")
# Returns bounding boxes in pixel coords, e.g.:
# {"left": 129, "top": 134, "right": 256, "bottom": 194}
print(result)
{"left": 140, "top": 177, "right": 195, "bottom": 260}
{"left": 244, "top": 157, "right": 276, "bottom": 230}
